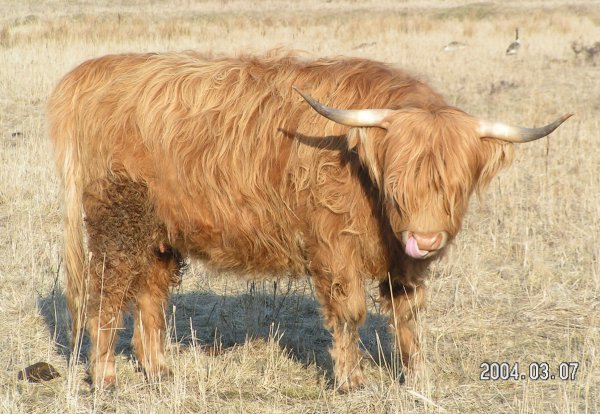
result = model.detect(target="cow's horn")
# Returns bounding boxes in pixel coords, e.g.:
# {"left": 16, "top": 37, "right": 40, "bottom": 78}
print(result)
{"left": 293, "top": 86, "right": 395, "bottom": 129}
{"left": 478, "top": 113, "right": 573, "bottom": 143}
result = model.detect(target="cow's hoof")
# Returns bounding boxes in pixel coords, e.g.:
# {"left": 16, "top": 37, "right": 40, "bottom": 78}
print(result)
{"left": 144, "top": 365, "right": 173, "bottom": 382}
{"left": 337, "top": 369, "right": 365, "bottom": 393}
{"left": 91, "top": 375, "right": 117, "bottom": 393}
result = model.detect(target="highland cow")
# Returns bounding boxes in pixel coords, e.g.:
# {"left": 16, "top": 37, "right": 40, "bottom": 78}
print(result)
{"left": 48, "top": 50, "right": 571, "bottom": 390}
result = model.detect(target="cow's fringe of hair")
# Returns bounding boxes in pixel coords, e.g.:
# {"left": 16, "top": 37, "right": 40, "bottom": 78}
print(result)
{"left": 381, "top": 107, "right": 514, "bottom": 234}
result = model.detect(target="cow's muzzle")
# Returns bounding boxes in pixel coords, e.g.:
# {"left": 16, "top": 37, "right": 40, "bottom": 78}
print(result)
{"left": 401, "top": 231, "right": 449, "bottom": 259}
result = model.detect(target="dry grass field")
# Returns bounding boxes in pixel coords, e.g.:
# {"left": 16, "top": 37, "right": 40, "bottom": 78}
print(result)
{"left": 1, "top": 0, "right": 599, "bottom": 412}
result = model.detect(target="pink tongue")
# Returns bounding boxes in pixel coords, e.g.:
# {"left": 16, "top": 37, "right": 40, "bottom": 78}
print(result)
{"left": 405, "top": 236, "right": 427, "bottom": 258}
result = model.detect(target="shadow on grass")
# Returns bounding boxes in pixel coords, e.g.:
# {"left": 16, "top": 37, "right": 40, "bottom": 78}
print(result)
{"left": 37, "top": 279, "right": 396, "bottom": 384}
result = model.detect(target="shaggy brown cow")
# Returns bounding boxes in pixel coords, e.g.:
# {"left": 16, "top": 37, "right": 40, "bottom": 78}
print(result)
{"left": 48, "top": 50, "right": 571, "bottom": 390}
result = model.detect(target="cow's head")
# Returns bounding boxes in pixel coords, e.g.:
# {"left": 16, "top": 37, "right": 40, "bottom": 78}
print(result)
{"left": 294, "top": 87, "right": 572, "bottom": 260}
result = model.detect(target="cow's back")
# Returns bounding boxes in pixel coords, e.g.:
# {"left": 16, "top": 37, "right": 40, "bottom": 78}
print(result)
{"left": 49, "top": 51, "right": 400, "bottom": 277}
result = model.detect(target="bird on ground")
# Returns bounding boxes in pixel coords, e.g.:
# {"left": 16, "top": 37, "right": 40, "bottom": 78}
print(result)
{"left": 506, "top": 28, "right": 520, "bottom": 55}
{"left": 442, "top": 41, "right": 467, "bottom": 52}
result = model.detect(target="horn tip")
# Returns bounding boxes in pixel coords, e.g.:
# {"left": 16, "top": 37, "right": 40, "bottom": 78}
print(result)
{"left": 554, "top": 113, "right": 574, "bottom": 127}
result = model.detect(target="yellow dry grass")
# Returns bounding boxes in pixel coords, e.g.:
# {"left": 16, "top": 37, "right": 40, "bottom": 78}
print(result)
{"left": 1, "top": 1, "right": 598, "bottom": 413}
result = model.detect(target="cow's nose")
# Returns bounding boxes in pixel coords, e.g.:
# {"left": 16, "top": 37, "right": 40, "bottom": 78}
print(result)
{"left": 413, "top": 232, "right": 445, "bottom": 251}
{"left": 401, "top": 231, "right": 449, "bottom": 259}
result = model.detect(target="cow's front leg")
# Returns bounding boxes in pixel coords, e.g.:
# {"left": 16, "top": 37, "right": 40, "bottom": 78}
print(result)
{"left": 379, "top": 278, "right": 426, "bottom": 370}
{"left": 312, "top": 265, "right": 366, "bottom": 391}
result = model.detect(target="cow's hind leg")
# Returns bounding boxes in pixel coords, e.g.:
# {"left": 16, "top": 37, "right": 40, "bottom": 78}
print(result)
{"left": 379, "top": 279, "right": 426, "bottom": 370}
{"left": 311, "top": 261, "right": 367, "bottom": 391}
{"left": 132, "top": 244, "right": 183, "bottom": 380}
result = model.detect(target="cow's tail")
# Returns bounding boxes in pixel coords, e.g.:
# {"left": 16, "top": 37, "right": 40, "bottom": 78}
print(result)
{"left": 48, "top": 82, "right": 87, "bottom": 351}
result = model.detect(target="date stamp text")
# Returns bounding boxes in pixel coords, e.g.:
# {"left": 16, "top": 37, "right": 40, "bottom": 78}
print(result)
{"left": 479, "top": 361, "right": 579, "bottom": 381}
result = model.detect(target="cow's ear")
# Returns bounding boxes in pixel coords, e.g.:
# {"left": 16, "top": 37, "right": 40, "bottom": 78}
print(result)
{"left": 347, "top": 127, "right": 384, "bottom": 188}
{"left": 347, "top": 128, "right": 360, "bottom": 150}
{"left": 476, "top": 140, "right": 514, "bottom": 195}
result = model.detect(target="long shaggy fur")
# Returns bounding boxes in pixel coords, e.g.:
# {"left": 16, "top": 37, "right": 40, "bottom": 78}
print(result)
{"left": 48, "top": 50, "right": 514, "bottom": 388}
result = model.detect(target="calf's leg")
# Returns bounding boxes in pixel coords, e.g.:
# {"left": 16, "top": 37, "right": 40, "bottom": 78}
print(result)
{"left": 86, "top": 287, "right": 125, "bottom": 388}
{"left": 84, "top": 185, "right": 134, "bottom": 388}
{"left": 83, "top": 176, "right": 181, "bottom": 387}
{"left": 132, "top": 245, "right": 183, "bottom": 380}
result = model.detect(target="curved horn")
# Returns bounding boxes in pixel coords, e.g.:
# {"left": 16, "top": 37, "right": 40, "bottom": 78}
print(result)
{"left": 293, "top": 86, "right": 395, "bottom": 129}
{"left": 478, "top": 113, "right": 573, "bottom": 143}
